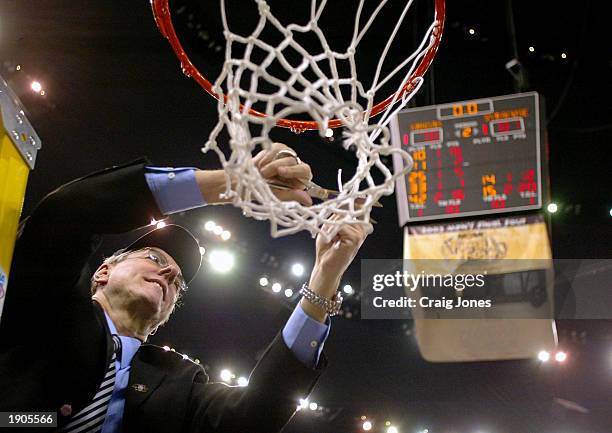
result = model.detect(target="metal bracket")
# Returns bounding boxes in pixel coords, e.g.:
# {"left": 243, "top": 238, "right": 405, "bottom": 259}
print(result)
{"left": 0, "top": 75, "right": 42, "bottom": 170}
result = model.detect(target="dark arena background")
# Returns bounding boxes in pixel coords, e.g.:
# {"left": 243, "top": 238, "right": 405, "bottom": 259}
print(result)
{"left": 1, "top": 0, "right": 611, "bottom": 432}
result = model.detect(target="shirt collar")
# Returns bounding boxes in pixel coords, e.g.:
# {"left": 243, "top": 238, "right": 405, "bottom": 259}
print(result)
{"left": 103, "top": 311, "right": 143, "bottom": 369}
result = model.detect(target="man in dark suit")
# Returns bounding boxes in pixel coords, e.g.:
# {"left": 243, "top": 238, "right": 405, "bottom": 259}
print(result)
{"left": 0, "top": 143, "right": 368, "bottom": 432}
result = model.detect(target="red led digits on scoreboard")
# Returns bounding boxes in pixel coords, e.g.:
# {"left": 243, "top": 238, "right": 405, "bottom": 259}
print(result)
{"left": 490, "top": 117, "right": 525, "bottom": 137}
{"left": 409, "top": 127, "right": 443, "bottom": 146}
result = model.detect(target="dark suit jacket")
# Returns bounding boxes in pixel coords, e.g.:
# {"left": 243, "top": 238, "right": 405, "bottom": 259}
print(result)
{"left": 0, "top": 160, "right": 325, "bottom": 432}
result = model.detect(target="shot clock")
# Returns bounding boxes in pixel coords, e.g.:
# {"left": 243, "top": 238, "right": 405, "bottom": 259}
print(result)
{"left": 392, "top": 92, "right": 548, "bottom": 224}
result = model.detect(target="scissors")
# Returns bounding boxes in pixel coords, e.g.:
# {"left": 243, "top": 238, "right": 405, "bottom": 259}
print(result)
{"left": 268, "top": 149, "right": 383, "bottom": 208}
{"left": 267, "top": 179, "right": 383, "bottom": 207}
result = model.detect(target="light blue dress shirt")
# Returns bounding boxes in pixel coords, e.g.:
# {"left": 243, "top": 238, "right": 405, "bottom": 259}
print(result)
{"left": 99, "top": 167, "right": 331, "bottom": 433}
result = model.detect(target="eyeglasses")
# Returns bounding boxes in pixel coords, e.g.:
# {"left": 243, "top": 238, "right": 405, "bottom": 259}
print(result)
{"left": 124, "top": 248, "right": 188, "bottom": 294}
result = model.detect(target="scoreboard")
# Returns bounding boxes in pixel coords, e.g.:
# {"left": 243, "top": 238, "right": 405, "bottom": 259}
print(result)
{"left": 392, "top": 92, "right": 547, "bottom": 224}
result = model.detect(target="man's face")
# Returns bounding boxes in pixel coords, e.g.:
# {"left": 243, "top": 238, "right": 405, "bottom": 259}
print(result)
{"left": 96, "top": 247, "right": 185, "bottom": 326}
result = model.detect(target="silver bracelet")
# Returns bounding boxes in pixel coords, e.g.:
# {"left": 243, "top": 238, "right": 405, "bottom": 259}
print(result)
{"left": 299, "top": 283, "right": 343, "bottom": 316}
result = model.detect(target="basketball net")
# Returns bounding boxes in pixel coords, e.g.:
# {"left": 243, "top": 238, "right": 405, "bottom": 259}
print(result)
{"left": 200, "top": 0, "right": 442, "bottom": 239}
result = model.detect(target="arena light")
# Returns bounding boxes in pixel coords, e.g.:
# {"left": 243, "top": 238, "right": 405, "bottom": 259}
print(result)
{"left": 213, "top": 225, "right": 224, "bottom": 236}
{"left": 298, "top": 398, "right": 309, "bottom": 410}
{"left": 162, "top": 345, "right": 171, "bottom": 351}
{"left": 343, "top": 284, "right": 354, "bottom": 295}
{"left": 284, "top": 288, "right": 294, "bottom": 298}
{"left": 309, "top": 402, "right": 318, "bottom": 411}
{"left": 259, "top": 276, "right": 269, "bottom": 287}
{"left": 468, "top": 28, "right": 476, "bottom": 35}
{"left": 199, "top": 246, "right": 206, "bottom": 256}
{"left": 271, "top": 282, "right": 282, "bottom": 293}
{"left": 386, "top": 426, "right": 398, "bottom": 433}
{"left": 208, "top": 250, "right": 235, "bottom": 273}
{"left": 30, "top": 81, "right": 42, "bottom": 93}
{"left": 156, "top": 221, "right": 167, "bottom": 229}
{"left": 221, "top": 230, "right": 231, "bottom": 241}
{"left": 362, "top": 421, "right": 372, "bottom": 431}
{"left": 291, "top": 263, "right": 305, "bottom": 277}
{"left": 325, "top": 128, "right": 334, "bottom": 138}
{"left": 204, "top": 221, "right": 216, "bottom": 231}
{"left": 237, "top": 377, "right": 249, "bottom": 387}
{"left": 547, "top": 203, "right": 558, "bottom": 213}
{"left": 538, "top": 350, "right": 551, "bottom": 362}
{"left": 561, "top": 52, "right": 567, "bottom": 59}
{"left": 609, "top": 207, "right": 612, "bottom": 217}
{"left": 528, "top": 46, "right": 535, "bottom": 52}
{"left": 555, "top": 351, "right": 567, "bottom": 363}
{"left": 220, "top": 369, "right": 233, "bottom": 382}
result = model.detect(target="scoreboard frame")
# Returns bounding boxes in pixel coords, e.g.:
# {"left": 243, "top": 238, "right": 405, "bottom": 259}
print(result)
{"left": 392, "top": 92, "right": 548, "bottom": 225}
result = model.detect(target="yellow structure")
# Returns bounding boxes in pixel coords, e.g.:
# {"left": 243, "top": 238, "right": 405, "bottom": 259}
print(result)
{"left": 0, "top": 75, "right": 42, "bottom": 318}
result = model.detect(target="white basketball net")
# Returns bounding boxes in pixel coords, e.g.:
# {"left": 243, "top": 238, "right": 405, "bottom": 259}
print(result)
{"left": 204, "top": 0, "right": 439, "bottom": 239}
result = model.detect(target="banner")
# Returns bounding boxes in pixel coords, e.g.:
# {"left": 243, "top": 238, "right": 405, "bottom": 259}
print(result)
{"left": 402, "top": 214, "right": 557, "bottom": 362}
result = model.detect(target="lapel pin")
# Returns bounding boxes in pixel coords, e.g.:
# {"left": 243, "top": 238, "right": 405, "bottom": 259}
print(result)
{"left": 132, "top": 384, "right": 149, "bottom": 393}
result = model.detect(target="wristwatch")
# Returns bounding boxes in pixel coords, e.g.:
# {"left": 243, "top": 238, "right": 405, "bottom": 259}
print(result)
{"left": 299, "top": 283, "right": 343, "bottom": 316}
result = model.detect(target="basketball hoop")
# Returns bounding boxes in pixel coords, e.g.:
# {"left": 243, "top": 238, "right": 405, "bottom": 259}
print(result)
{"left": 152, "top": 0, "right": 445, "bottom": 132}
{"left": 151, "top": 0, "right": 445, "bottom": 239}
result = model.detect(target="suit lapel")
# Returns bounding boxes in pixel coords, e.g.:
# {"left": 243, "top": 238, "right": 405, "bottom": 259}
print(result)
{"left": 125, "top": 345, "right": 168, "bottom": 409}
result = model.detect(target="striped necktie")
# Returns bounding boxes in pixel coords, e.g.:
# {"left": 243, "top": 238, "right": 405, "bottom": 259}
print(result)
{"left": 60, "top": 335, "right": 122, "bottom": 433}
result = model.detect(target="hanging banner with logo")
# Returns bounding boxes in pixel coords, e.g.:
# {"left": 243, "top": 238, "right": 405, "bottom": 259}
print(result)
{"left": 402, "top": 214, "right": 557, "bottom": 362}
{"left": 405, "top": 214, "right": 551, "bottom": 261}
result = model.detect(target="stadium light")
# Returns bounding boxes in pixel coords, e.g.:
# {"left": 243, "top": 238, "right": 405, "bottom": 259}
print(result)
{"left": 156, "top": 221, "right": 167, "bottom": 229}
{"left": 343, "top": 284, "right": 354, "bottom": 295}
{"left": 547, "top": 203, "right": 558, "bottom": 213}
{"left": 30, "top": 81, "right": 42, "bottom": 92}
{"left": 555, "top": 351, "right": 567, "bottom": 363}
{"left": 291, "top": 263, "right": 305, "bottom": 277}
{"left": 259, "top": 277, "right": 269, "bottom": 287}
{"left": 237, "top": 377, "right": 249, "bottom": 387}
{"left": 538, "top": 350, "right": 551, "bottom": 362}
{"left": 208, "top": 250, "right": 235, "bottom": 273}
{"left": 204, "top": 221, "right": 216, "bottom": 231}
{"left": 221, "top": 230, "right": 231, "bottom": 241}
{"left": 387, "top": 426, "right": 398, "bottom": 433}
{"left": 220, "top": 369, "right": 233, "bottom": 382}
{"left": 309, "top": 402, "right": 318, "bottom": 411}
{"left": 272, "top": 283, "right": 282, "bottom": 293}
{"left": 362, "top": 421, "right": 372, "bottom": 431}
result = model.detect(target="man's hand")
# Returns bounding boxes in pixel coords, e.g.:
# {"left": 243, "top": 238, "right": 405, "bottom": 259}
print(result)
{"left": 252, "top": 142, "right": 313, "bottom": 206}
{"left": 195, "top": 143, "right": 313, "bottom": 206}
{"left": 301, "top": 218, "right": 370, "bottom": 322}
